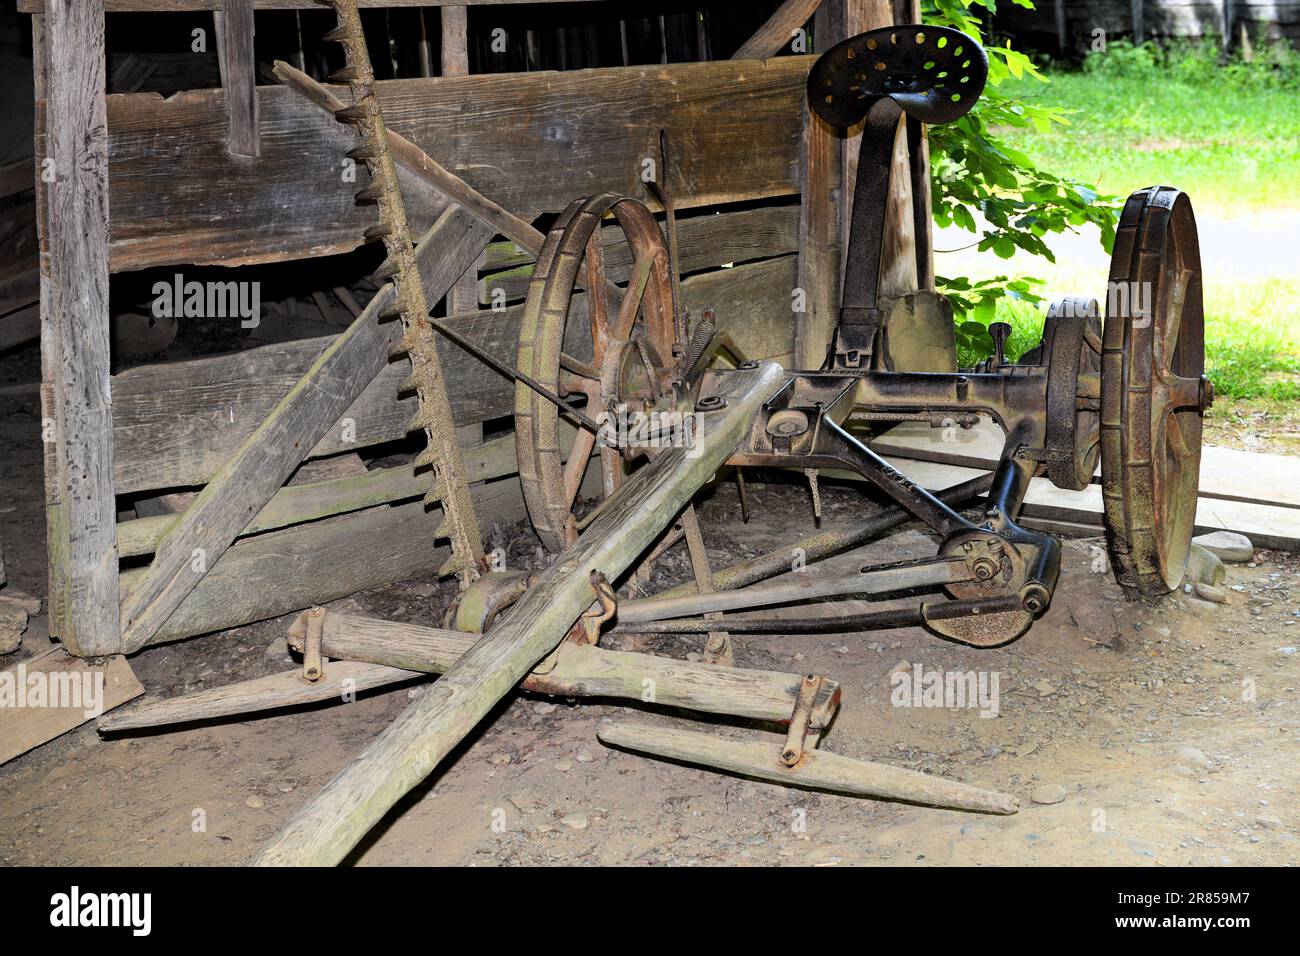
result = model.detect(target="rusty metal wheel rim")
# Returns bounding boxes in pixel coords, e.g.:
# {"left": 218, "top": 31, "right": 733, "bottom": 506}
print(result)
{"left": 1044, "top": 297, "right": 1103, "bottom": 491}
{"left": 1101, "top": 186, "right": 1207, "bottom": 595}
{"left": 515, "top": 194, "right": 675, "bottom": 552}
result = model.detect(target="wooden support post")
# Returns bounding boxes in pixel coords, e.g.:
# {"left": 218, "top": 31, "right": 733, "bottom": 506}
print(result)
{"left": 598, "top": 721, "right": 1020, "bottom": 814}
{"left": 214, "top": 0, "right": 259, "bottom": 157}
{"left": 119, "top": 206, "right": 493, "bottom": 653}
{"left": 99, "top": 609, "right": 842, "bottom": 732}
{"left": 252, "top": 362, "right": 785, "bottom": 866}
{"left": 440, "top": 5, "right": 480, "bottom": 316}
{"left": 795, "top": 0, "right": 841, "bottom": 369}
{"left": 732, "top": 0, "right": 823, "bottom": 60}
{"left": 41, "top": 1, "right": 120, "bottom": 657}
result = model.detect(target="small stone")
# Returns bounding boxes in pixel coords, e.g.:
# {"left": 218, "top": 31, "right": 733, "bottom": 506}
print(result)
{"left": 553, "top": 760, "right": 572, "bottom": 772}
{"left": 1255, "top": 814, "right": 1284, "bottom": 830}
{"left": 1192, "top": 531, "right": 1254, "bottom": 563}
{"left": 888, "top": 660, "right": 912, "bottom": 679}
{"left": 559, "top": 813, "right": 589, "bottom": 830}
{"left": 1175, "top": 745, "right": 1210, "bottom": 769}
{"left": 1032, "top": 679, "right": 1057, "bottom": 697}
{"left": 1030, "top": 784, "right": 1067, "bottom": 805}
{"left": 245, "top": 795, "right": 265, "bottom": 809}
{"left": 1279, "top": 647, "right": 1297, "bottom": 657}
{"left": 0, "top": 589, "right": 42, "bottom": 615}
{"left": 0, "top": 603, "right": 27, "bottom": 655}
{"left": 277, "top": 785, "right": 294, "bottom": 793}
{"left": 1183, "top": 543, "right": 1226, "bottom": 587}
{"left": 488, "top": 752, "right": 513, "bottom": 766}
{"left": 263, "top": 639, "right": 288, "bottom": 659}
{"left": 1194, "top": 583, "right": 1227, "bottom": 603}
{"left": 575, "top": 749, "right": 594, "bottom": 763}
{"left": 533, "top": 702, "right": 557, "bottom": 715}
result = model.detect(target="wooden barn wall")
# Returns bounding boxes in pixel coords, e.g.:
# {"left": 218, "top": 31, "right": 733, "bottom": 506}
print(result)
{"left": 50, "top": 59, "right": 809, "bottom": 272}
{"left": 29, "top": 1, "right": 918, "bottom": 651}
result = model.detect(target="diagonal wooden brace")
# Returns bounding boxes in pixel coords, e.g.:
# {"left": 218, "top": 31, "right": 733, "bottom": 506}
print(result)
{"left": 118, "top": 205, "right": 493, "bottom": 653}
{"left": 252, "top": 361, "right": 786, "bottom": 866}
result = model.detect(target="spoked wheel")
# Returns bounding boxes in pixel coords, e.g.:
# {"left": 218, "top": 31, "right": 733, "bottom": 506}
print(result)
{"left": 1102, "top": 186, "right": 1212, "bottom": 597}
{"left": 515, "top": 194, "right": 676, "bottom": 552}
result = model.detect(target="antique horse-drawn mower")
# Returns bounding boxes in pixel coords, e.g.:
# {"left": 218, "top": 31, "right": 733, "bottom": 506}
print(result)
{"left": 100, "top": 4, "right": 1210, "bottom": 865}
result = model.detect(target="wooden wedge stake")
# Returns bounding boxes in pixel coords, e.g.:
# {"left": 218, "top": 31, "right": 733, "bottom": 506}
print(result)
{"left": 598, "top": 720, "right": 1020, "bottom": 815}
{"left": 252, "top": 362, "right": 786, "bottom": 866}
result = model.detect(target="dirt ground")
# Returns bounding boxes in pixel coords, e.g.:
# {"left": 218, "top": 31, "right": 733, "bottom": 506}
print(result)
{"left": 0, "top": 347, "right": 1296, "bottom": 865}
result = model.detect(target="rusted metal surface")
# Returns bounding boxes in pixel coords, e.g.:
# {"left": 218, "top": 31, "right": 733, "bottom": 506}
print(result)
{"left": 1102, "top": 186, "right": 1209, "bottom": 596}
{"left": 780, "top": 674, "right": 824, "bottom": 767}
{"left": 323, "top": 0, "right": 483, "bottom": 584}
{"left": 302, "top": 606, "right": 325, "bottom": 681}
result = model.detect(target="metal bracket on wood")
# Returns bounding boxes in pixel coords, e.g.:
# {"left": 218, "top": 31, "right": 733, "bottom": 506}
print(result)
{"left": 302, "top": 607, "right": 326, "bottom": 682}
{"left": 780, "top": 673, "right": 824, "bottom": 767}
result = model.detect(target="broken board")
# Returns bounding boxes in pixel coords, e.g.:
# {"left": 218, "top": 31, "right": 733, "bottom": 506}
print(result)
{"left": 1, "top": 645, "right": 143, "bottom": 765}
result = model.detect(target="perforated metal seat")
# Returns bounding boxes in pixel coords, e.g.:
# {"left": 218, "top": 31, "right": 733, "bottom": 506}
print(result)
{"left": 807, "top": 25, "right": 988, "bottom": 128}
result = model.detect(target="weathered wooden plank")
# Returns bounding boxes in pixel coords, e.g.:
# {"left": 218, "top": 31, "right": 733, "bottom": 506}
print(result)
{"left": 1, "top": 648, "right": 143, "bottom": 766}
{"left": 92, "top": 58, "right": 810, "bottom": 271}
{"left": 597, "top": 720, "right": 1019, "bottom": 814}
{"left": 870, "top": 418, "right": 1300, "bottom": 510}
{"left": 864, "top": 451, "right": 1300, "bottom": 553}
{"left": 42, "top": 0, "right": 120, "bottom": 657}
{"left": 118, "top": 465, "right": 567, "bottom": 647}
{"left": 214, "top": 0, "right": 259, "bottom": 157}
{"left": 795, "top": 0, "right": 842, "bottom": 369}
{"left": 118, "top": 206, "right": 493, "bottom": 653}
{"left": 0, "top": 158, "right": 34, "bottom": 201}
{"left": 481, "top": 205, "right": 801, "bottom": 303}
{"left": 440, "top": 6, "right": 478, "bottom": 316}
{"left": 0, "top": 304, "right": 40, "bottom": 352}
{"left": 252, "top": 362, "right": 786, "bottom": 866}
{"left": 733, "top": 0, "right": 824, "bottom": 59}
{"left": 116, "top": 424, "right": 576, "bottom": 559}
{"left": 110, "top": 255, "right": 798, "bottom": 494}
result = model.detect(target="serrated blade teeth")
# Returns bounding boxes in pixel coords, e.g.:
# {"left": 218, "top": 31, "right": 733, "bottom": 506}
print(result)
{"left": 329, "top": 66, "right": 360, "bottom": 82}
{"left": 436, "top": 554, "right": 464, "bottom": 578}
{"left": 355, "top": 187, "right": 382, "bottom": 205}
{"left": 346, "top": 143, "right": 376, "bottom": 162}
{"left": 364, "top": 223, "right": 392, "bottom": 241}
{"left": 335, "top": 104, "right": 368, "bottom": 124}
{"left": 323, "top": 25, "right": 350, "bottom": 44}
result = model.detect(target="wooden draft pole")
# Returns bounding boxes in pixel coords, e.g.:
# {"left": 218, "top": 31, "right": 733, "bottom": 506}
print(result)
{"left": 99, "top": 610, "right": 842, "bottom": 732}
{"left": 252, "top": 362, "right": 785, "bottom": 866}
{"left": 39, "top": 0, "right": 120, "bottom": 656}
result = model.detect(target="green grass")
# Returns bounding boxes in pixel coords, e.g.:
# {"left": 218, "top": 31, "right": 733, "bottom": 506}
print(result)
{"left": 949, "top": 40, "right": 1300, "bottom": 400}
{"left": 995, "top": 41, "right": 1300, "bottom": 216}
{"left": 954, "top": 272, "right": 1300, "bottom": 403}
